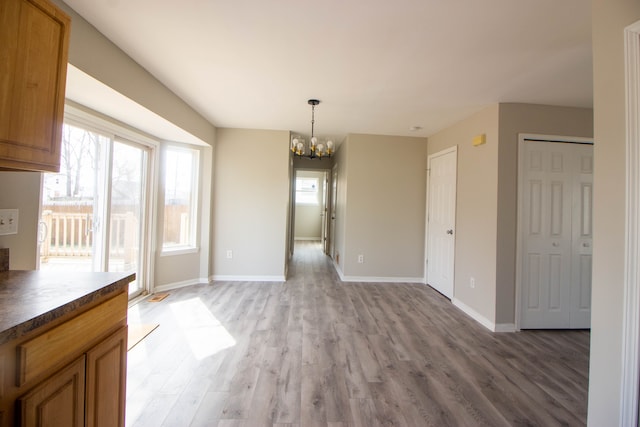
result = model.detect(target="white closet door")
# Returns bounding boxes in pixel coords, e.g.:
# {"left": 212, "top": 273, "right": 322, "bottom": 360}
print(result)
{"left": 569, "top": 145, "right": 593, "bottom": 328}
{"left": 520, "top": 140, "right": 593, "bottom": 329}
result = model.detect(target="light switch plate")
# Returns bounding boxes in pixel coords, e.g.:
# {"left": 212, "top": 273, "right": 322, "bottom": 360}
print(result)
{"left": 0, "top": 209, "right": 19, "bottom": 235}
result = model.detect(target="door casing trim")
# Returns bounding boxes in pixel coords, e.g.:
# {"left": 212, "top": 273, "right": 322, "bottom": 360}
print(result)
{"left": 620, "top": 19, "right": 640, "bottom": 427}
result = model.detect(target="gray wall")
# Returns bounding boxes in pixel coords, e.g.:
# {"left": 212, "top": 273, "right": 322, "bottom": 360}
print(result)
{"left": 588, "top": 0, "right": 640, "bottom": 423}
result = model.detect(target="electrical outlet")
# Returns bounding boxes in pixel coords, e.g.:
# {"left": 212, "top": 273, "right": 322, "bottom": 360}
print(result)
{"left": 358, "top": 254, "right": 364, "bottom": 264}
{"left": 226, "top": 250, "right": 233, "bottom": 259}
{"left": 0, "top": 209, "right": 18, "bottom": 235}
{"left": 470, "top": 277, "right": 476, "bottom": 288}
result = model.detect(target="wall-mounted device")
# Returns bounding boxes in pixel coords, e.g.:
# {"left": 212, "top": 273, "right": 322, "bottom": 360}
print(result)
{"left": 0, "top": 209, "right": 19, "bottom": 235}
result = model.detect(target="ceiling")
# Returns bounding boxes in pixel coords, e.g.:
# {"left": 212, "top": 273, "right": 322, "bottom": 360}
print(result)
{"left": 62, "top": 0, "right": 592, "bottom": 142}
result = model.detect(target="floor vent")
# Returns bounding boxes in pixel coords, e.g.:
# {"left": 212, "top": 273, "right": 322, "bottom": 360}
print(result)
{"left": 147, "top": 293, "right": 169, "bottom": 302}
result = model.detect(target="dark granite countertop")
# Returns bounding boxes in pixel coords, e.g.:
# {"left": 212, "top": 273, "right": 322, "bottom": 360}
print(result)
{"left": 0, "top": 270, "right": 135, "bottom": 345}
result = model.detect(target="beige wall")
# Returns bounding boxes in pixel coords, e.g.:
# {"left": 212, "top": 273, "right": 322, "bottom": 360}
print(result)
{"left": 212, "top": 128, "right": 290, "bottom": 279}
{"left": 496, "top": 103, "right": 593, "bottom": 324}
{"left": 0, "top": 172, "right": 41, "bottom": 269}
{"left": 339, "top": 134, "right": 428, "bottom": 280}
{"left": 428, "top": 105, "right": 500, "bottom": 322}
{"left": 588, "top": 0, "right": 640, "bottom": 424}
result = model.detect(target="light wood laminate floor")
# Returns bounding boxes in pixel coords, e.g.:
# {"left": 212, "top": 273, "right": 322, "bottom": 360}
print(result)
{"left": 126, "top": 241, "right": 589, "bottom": 427}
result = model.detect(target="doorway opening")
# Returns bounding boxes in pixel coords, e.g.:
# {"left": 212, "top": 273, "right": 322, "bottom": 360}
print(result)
{"left": 292, "top": 169, "right": 329, "bottom": 256}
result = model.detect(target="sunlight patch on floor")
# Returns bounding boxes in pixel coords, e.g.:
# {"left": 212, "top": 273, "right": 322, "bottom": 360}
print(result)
{"left": 170, "top": 297, "right": 236, "bottom": 359}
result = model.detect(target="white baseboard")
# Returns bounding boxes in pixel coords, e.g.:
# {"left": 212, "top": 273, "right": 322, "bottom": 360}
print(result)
{"left": 210, "top": 275, "right": 285, "bottom": 282}
{"left": 452, "top": 297, "right": 516, "bottom": 332}
{"left": 340, "top": 275, "right": 425, "bottom": 283}
{"left": 333, "top": 259, "right": 345, "bottom": 280}
{"left": 494, "top": 323, "right": 517, "bottom": 333}
{"left": 294, "top": 237, "right": 322, "bottom": 241}
{"left": 154, "top": 274, "right": 288, "bottom": 292}
{"left": 154, "top": 278, "right": 207, "bottom": 293}
{"left": 331, "top": 260, "right": 422, "bottom": 283}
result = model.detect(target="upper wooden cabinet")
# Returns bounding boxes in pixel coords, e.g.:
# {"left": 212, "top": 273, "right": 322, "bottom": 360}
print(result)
{"left": 0, "top": 0, "right": 70, "bottom": 172}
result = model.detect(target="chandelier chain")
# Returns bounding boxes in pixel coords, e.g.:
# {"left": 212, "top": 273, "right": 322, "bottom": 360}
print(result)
{"left": 311, "top": 104, "right": 315, "bottom": 139}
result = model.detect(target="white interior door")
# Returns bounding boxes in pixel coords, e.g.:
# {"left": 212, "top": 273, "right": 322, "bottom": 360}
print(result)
{"left": 321, "top": 171, "right": 329, "bottom": 254}
{"left": 519, "top": 138, "right": 593, "bottom": 329}
{"left": 426, "top": 147, "right": 457, "bottom": 299}
{"left": 330, "top": 164, "right": 337, "bottom": 260}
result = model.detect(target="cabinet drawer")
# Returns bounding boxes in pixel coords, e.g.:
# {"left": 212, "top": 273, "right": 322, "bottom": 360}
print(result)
{"left": 16, "top": 291, "right": 127, "bottom": 386}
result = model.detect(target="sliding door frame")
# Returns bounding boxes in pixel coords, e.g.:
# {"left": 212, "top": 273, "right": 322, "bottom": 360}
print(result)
{"left": 55, "top": 102, "right": 159, "bottom": 298}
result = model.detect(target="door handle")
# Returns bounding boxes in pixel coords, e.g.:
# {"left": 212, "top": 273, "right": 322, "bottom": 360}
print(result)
{"left": 446, "top": 229, "right": 453, "bottom": 235}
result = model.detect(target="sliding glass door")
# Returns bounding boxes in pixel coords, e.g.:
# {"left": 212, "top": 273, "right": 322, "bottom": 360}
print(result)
{"left": 107, "top": 139, "right": 149, "bottom": 296}
{"left": 40, "top": 122, "right": 153, "bottom": 299}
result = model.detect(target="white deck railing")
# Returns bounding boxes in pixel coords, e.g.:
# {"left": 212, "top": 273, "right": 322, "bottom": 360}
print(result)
{"left": 40, "top": 210, "right": 137, "bottom": 263}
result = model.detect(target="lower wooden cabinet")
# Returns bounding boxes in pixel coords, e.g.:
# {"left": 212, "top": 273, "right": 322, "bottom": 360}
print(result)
{"left": 18, "top": 356, "right": 86, "bottom": 427}
{"left": 0, "top": 289, "right": 129, "bottom": 427}
{"left": 17, "top": 326, "right": 127, "bottom": 427}
{"left": 86, "top": 326, "right": 127, "bottom": 427}
{"left": 16, "top": 326, "right": 128, "bottom": 427}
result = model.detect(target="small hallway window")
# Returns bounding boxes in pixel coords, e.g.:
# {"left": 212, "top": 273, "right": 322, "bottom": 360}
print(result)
{"left": 296, "top": 177, "right": 319, "bottom": 205}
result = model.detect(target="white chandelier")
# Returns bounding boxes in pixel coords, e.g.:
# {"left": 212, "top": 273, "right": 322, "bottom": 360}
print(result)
{"left": 291, "top": 99, "right": 334, "bottom": 159}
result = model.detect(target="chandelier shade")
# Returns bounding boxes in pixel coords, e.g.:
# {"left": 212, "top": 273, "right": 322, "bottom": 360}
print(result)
{"left": 291, "top": 99, "right": 334, "bottom": 159}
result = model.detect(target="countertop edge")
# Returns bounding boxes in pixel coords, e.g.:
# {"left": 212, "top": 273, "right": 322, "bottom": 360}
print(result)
{"left": 0, "top": 272, "right": 134, "bottom": 345}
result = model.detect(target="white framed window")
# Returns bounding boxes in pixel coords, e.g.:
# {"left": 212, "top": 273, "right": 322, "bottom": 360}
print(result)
{"left": 162, "top": 145, "right": 199, "bottom": 252}
{"left": 296, "top": 177, "right": 319, "bottom": 205}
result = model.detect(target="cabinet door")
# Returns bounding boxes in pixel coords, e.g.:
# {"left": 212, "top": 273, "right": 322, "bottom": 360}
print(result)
{"left": 0, "top": 0, "right": 70, "bottom": 172}
{"left": 85, "top": 327, "right": 128, "bottom": 427}
{"left": 18, "top": 356, "right": 85, "bottom": 427}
